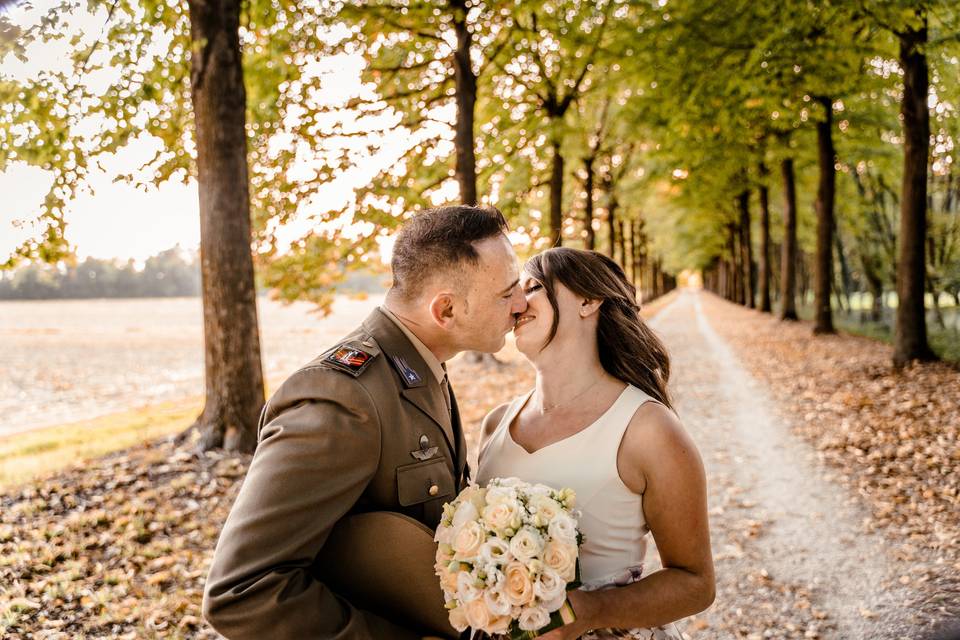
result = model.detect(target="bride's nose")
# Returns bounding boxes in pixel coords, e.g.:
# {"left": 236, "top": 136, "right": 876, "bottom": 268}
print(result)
{"left": 511, "top": 286, "right": 528, "bottom": 314}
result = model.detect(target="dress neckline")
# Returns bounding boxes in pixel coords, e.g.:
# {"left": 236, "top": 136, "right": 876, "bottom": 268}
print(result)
{"left": 505, "top": 384, "right": 631, "bottom": 455}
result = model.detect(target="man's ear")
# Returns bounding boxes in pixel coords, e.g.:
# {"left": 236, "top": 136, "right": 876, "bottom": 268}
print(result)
{"left": 428, "top": 292, "right": 456, "bottom": 327}
{"left": 580, "top": 298, "right": 602, "bottom": 318}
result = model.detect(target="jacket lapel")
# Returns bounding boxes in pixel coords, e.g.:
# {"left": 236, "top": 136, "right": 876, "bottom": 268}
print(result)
{"left": 363, "top": 309, "right": 457, "bottom": 456}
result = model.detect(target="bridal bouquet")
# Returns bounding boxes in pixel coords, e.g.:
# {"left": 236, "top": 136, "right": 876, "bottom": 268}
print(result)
{"left": 434, "top": 477, "right": 582, "bottom": 639}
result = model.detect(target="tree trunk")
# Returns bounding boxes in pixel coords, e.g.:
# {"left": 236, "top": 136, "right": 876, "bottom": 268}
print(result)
{"left": 617, "top": 219, "right": 626, "bottom": 271}
{"left": 780, "top": 157, "right": 799, "bottom": 320}
{"left": 549, "top": 140, "right": 564, "bottom": 246}
{"left": 738, "top": 190, "right": 755, "bottom": 308}
{"left": 894, "top": 15, "right": 936, "bottom": 365}
{"left": 583, "top": 158, "right": 596, "bottom": 250}
{"left": 729, "top": 223, "right": 742, "bottom": 304}
{"left": 451, "top": 0, "right": 477, "bottom": 205}
{"left": 605, "top": 183, "right": 617, "bottom": 260}
{"left": 813, "top": 96, "right": 836, "bottom": 334}
{"left": 758, "top": 164, "right": 772, "bottom": 312}
{"left": 835, "top": 230, "right": 853, "bottom": 313}
{"left": 186, "top": 0, "right": 264, "bottom": 453}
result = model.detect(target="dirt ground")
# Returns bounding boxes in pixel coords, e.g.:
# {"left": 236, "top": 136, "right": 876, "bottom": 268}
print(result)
{"left": 1, "top": 289, "right": 957, "bottom": 638}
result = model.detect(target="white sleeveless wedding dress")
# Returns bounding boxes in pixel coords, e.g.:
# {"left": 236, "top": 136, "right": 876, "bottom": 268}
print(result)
{"left": 476, "top": 384, "right": 686, "bottom": 640}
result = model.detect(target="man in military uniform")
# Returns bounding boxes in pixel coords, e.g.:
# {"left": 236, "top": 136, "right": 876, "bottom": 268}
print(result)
{"left": 202, "top": 206, "right": 527, "bottom": 639}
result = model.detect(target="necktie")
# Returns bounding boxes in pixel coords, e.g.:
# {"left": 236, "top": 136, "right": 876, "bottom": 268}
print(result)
{"left": 440, "top": 367, "right": 452, "bottom": 420}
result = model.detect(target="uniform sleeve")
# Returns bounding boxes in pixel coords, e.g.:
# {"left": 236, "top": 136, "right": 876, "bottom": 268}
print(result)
{"left": 201, "top": 366, "right": 419, "bottom": 640}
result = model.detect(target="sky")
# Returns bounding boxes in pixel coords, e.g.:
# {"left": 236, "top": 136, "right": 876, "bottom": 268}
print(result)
{"left": 0, "top": 1, "right": 446, "bottom": 265}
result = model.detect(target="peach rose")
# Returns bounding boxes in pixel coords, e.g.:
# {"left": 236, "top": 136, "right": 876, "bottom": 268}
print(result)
{"left": 482, "top": 500, "right": 521, "bottom": 532}
{"left": 543, "top": 540, "right": 577, "bottom": 582}
{"left": 452, "top": 521, "right": 484, "bottom": 560}
{"left": 464, "top": 596, "right": 492, "bottom": 630}
{"left": 503, "top": 561, "right": 535, "bottom": 606}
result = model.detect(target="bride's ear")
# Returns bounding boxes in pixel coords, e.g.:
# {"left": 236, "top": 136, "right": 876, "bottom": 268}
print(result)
{"left": 579, "top": 298, "right": 602, "bottom": 318}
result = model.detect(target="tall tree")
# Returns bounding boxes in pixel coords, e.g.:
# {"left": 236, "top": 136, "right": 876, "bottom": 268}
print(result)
{"left": 186, "top": 0, "right": 264, "bottom": 450}
{"left": 813, "top": 96, "right": 837, "bottom": 334}
{"left": 758, "top": 162, "right": 773, "bottom": 312}
{"left": 780, "top": 157, "right": 800, "bottom": 320}
{"left": 893, "top": 9, "right": 937, "bottom": 364}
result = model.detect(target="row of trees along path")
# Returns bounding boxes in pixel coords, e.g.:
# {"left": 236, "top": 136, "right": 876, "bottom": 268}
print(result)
{"left": 2, "top": 1, "right": 958, "bottom": 452}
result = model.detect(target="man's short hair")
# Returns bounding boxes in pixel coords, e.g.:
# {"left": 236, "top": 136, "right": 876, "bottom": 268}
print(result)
{"left": 390, "top": 205, "right": 508, "bottom": 300}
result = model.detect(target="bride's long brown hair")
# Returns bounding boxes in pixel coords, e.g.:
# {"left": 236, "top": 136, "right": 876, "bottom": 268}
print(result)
{"left": 524, "top": 247, "right": 673, "bottom": 410}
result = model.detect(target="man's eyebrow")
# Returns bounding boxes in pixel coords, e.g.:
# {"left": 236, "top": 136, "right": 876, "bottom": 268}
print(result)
{"left": 498, "top": 278, "right": 519, "bottom": 296}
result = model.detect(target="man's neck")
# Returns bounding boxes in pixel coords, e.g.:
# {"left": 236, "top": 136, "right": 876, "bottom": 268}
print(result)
{"left": 381, "top": 300, "right": 454, "bottom": 363}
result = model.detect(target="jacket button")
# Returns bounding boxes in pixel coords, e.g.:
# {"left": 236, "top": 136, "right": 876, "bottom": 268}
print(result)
{"left": 428, "top": 484, "right": 439, "bottom": 497}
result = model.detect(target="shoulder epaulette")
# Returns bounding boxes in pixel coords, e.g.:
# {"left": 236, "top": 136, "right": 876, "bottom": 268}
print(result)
{"left": 321, "top": 339, "right": 379, "bottom": 377}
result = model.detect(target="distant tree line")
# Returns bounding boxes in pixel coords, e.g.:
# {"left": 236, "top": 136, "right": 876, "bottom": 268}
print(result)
{"left": 0, "top": 248, "right": 200, "bottom": 300}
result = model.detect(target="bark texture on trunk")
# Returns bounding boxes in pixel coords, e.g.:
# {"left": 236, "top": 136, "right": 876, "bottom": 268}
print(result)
{"left": 604, "top": 174, "right": 617, "bottom": 259}
{"left": 813, "top": 96, "right": 836, "bottom": 334}
{"left": 738, "top": 190, "right": 755, "bottom": 308}
{"left": 583, "top": 158, "right": 596, "bottom": 250}
{"left": 758, "top": 164, "right": 772, "bottom": 313}
{"left": 780, "top": 157, "right": 799, "bottom": 320}
{"left": 549, "top": 141, "right": 564, "bottom": 246}
{"left": 451, "top": 0, "right": 477, "bottom": 205}
{"left": 187, "top": 0, "right": 264, "bottom": 452}
{"left": 894, "top": 16, "right": 936, "bottom": 365}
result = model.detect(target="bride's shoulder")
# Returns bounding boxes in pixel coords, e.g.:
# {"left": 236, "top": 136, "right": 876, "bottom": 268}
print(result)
{"left": 621, "top": 397, "right": 702, "bottom": 478}
{"left": 480, "top": 392, "right": 528, "bottom": 442}
{"left": 480, "top": 401, "right": 512, "bottom": 441}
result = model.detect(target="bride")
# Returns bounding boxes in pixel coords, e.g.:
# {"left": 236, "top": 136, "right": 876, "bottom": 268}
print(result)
{"left": 476, "top": 248, "right": 715, "bottom": 639}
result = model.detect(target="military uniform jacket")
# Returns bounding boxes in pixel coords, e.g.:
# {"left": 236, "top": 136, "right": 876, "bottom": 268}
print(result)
{"left": 202, "top": 308, "right": 469, "bottom": 639}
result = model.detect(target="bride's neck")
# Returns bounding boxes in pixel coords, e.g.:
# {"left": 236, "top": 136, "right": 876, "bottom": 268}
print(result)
{"left": 531, "top": 343, "right": 607, "bottom": 413}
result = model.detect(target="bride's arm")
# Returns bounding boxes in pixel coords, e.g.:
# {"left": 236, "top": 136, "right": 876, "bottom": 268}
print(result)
{"left": 545, "top": 402, "right": 715, "bottom": 638}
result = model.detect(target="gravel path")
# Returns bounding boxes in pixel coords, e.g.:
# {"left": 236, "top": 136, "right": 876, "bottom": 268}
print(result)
{"left": 650, "top": 290, "right": 926, "bottom": 640}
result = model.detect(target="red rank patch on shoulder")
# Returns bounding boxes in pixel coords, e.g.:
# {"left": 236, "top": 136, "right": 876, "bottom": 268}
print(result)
{"left": 328, "top": 346, "right": 372, "bottom": 369}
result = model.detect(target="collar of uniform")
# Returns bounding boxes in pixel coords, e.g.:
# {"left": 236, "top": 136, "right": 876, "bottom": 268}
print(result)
{"left": 377, "top": 305, "right": 447, "bottom": 385}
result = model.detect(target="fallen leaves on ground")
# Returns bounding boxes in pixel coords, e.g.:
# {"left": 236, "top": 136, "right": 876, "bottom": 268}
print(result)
{"left": 703, "top": 293, "right": 960, "bottom": 619}
{"left": 0, "top": 347, "right": 535, "bottom": 639}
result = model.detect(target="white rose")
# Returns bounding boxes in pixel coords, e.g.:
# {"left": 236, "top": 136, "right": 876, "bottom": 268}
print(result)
{"left": 482, "top": 500, "right": 521, "bottom": 532}
{"left": 547, "top": 512, "right": 578, "bottom": 543}
{"left": 434, "top": 524, "right": 454, "bottom": 544}
{"left": 540, "top": 591, "right": 567, "bottom": 614}
{"left": 452, "top": 521, "right": 485, "bottom": 560}
{"left": 448, "top": 605, "right": 469, "bottom": 632}
{"left": 526, "top": 483, "right": 553, "bottom": 497}
{"left": 457, "top": 570, "right": 482, "bottom": 603}
{"left": 483, "top": 585, "right": 513, "bottom": 617}
{"left": 543, "top": 540, "right": 578, "bottom": 582}
{"left": 452, "top": 500, "right": 479, "bottom": 530}
{"left": 479, "top": 537, "right": 511, "bottom": 566}
{"left": 529, "top": 494, "right": 564, "bottom": 522}
{"left": 464, "top": 597, "right": 492, "bottom": 631}
{"left": 508, "top": 526, "right": 544, "bottom": 563}
{"left": 494, "top": 477, "right": 524, "bottom": 488}
{"left": 485, "top": 485, "right": 517, "bottom": 505}
{"left": 518, "top": 605, "right": 551, "bottom": 631}
{"left": 534, "top": 567, "right": 566, "bottom": 604}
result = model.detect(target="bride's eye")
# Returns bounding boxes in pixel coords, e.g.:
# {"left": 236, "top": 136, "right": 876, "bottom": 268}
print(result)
{"left": 524, "top": 283, "right": 542, "bottom": 294}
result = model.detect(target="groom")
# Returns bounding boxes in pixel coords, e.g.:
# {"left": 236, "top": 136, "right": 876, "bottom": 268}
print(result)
{"left": 202, "top": 205, "right": 526, "bottom": 639}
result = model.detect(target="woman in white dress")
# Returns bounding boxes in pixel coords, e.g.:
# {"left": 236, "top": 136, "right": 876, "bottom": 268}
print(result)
{"left": 476, "top": 248, "right": 714, "bottom": 639}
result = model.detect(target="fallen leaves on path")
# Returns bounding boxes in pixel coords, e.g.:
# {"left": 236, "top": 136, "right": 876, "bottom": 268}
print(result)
{"left": 703, "top": 293, "right": 960, "bottom": 621}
